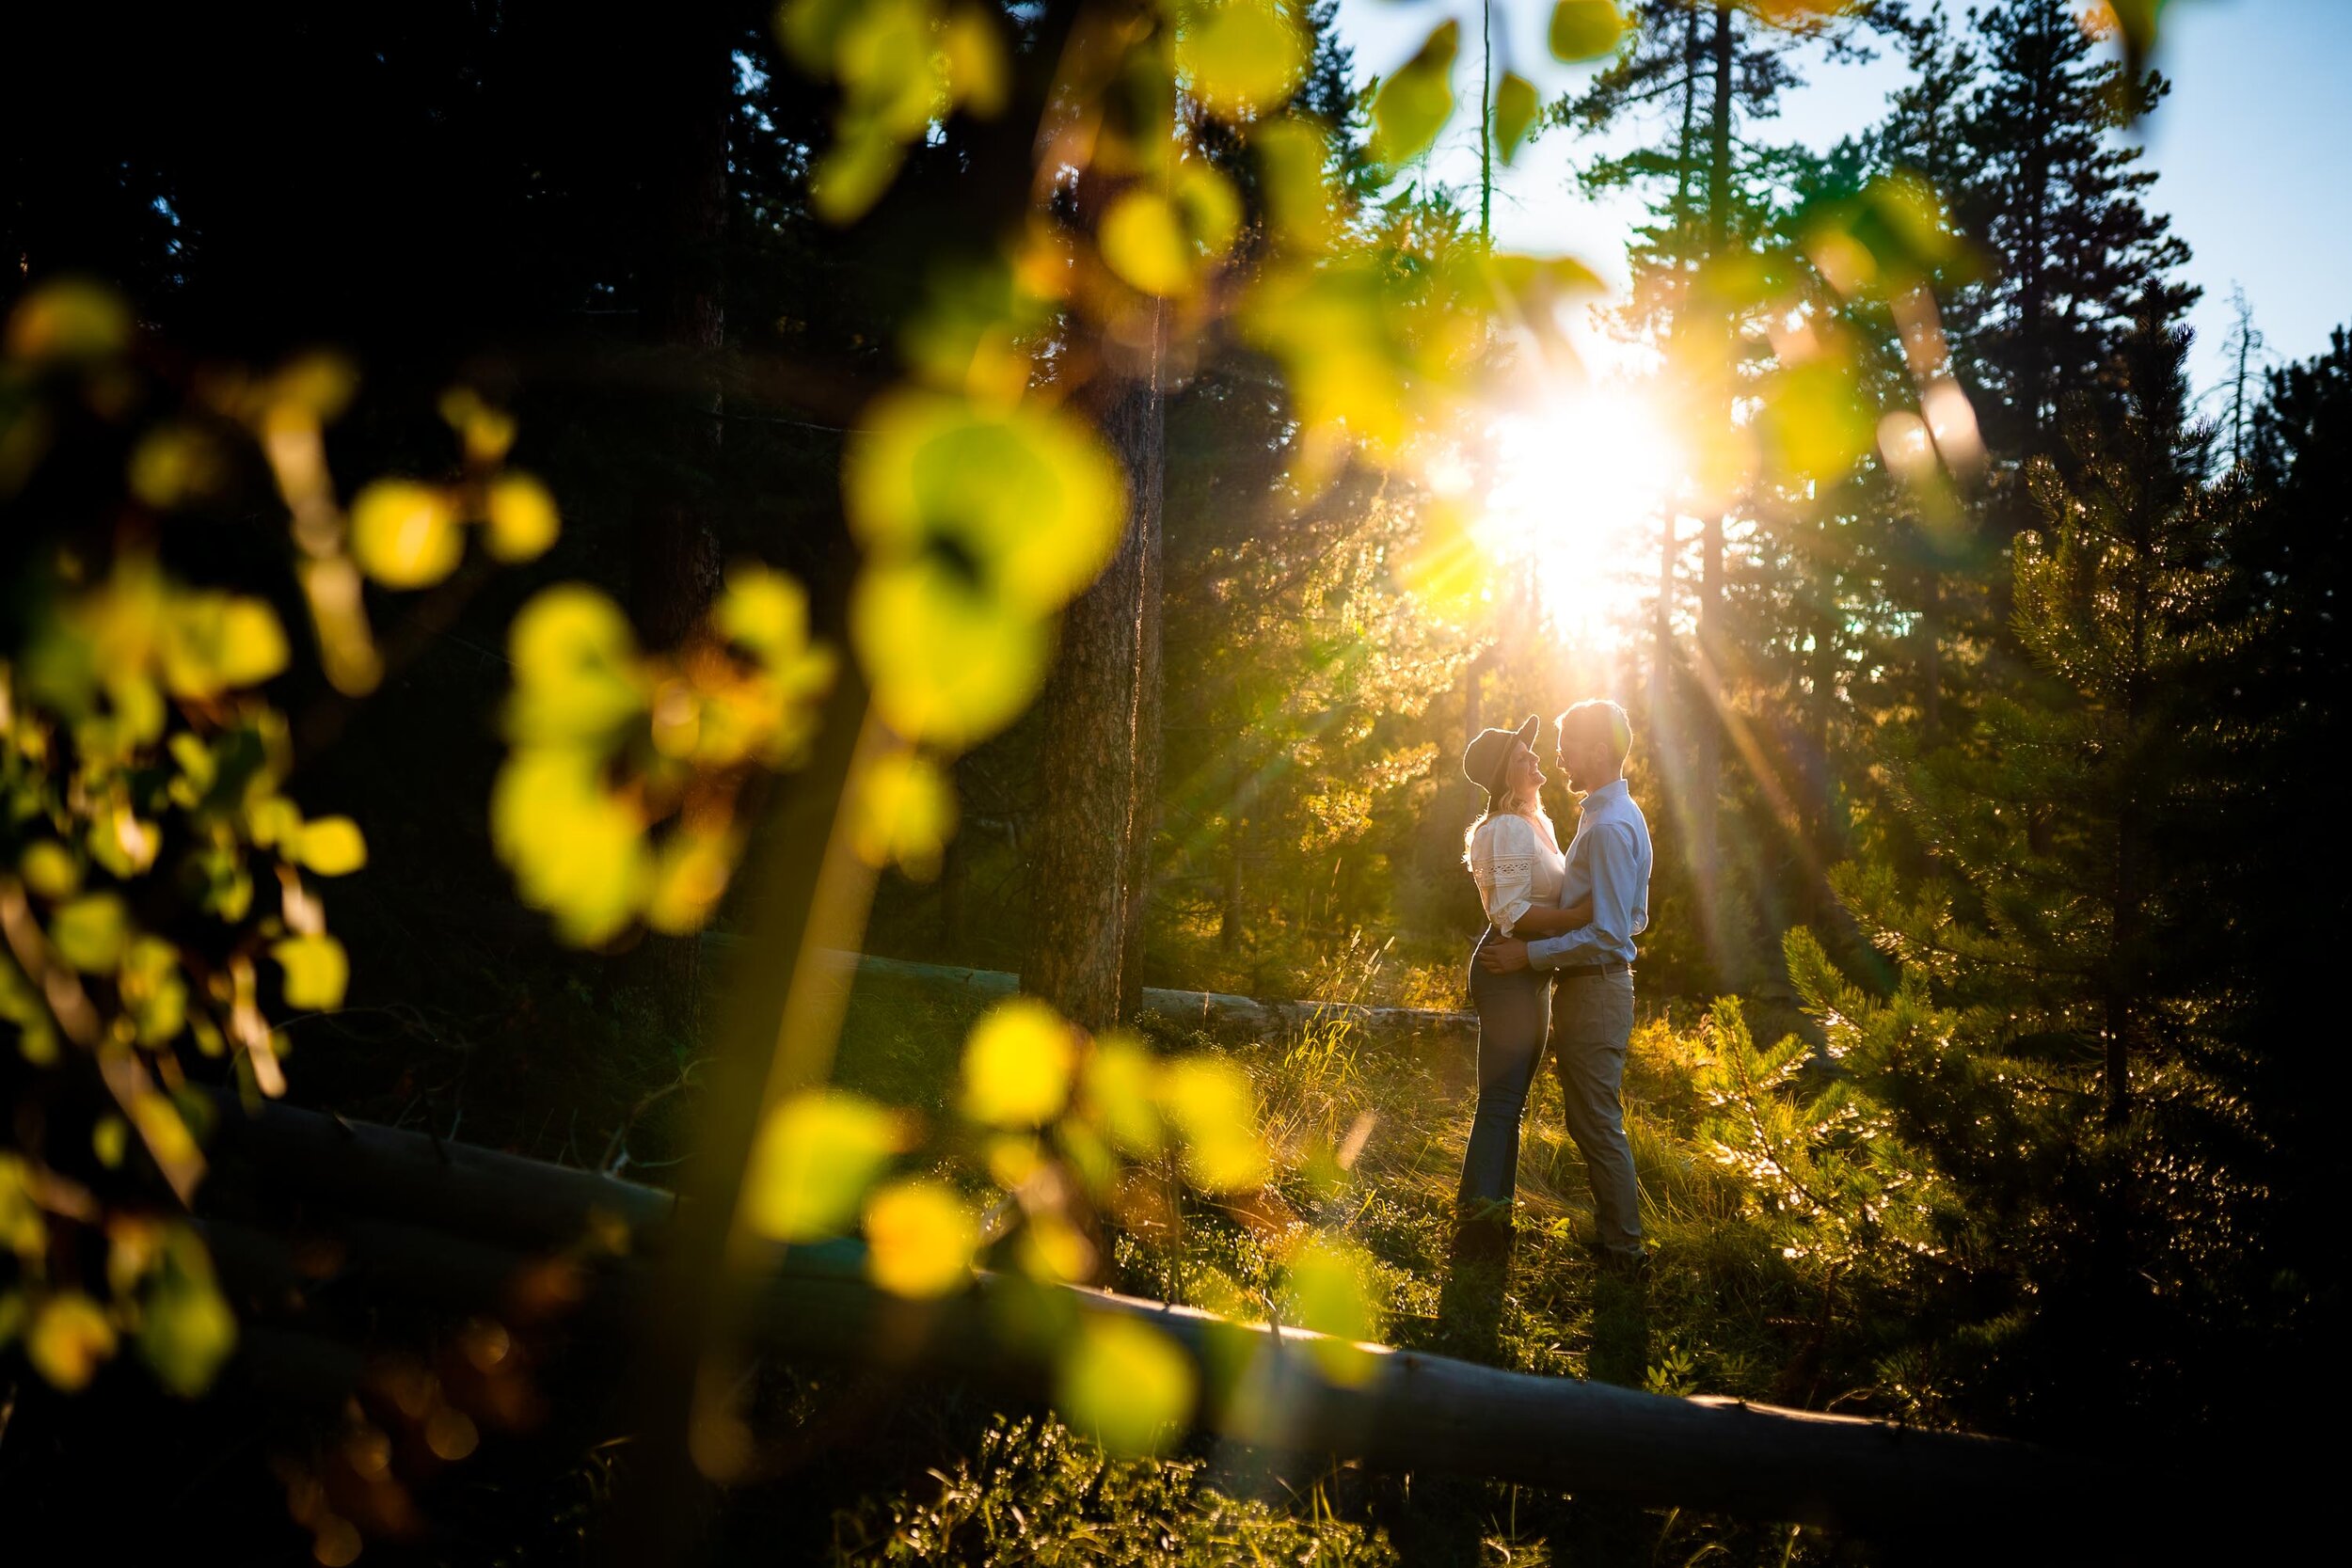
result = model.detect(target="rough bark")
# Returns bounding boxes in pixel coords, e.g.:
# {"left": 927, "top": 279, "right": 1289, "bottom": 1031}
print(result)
{"left": 1024, "top": 340, "right": 1166, "bottom": 1035}
{"left": 1117, "top": 309, "right": 1168, "bottom": 1020}
{"left": 1689, "top": 3, "right": 1737, "bottom": 961}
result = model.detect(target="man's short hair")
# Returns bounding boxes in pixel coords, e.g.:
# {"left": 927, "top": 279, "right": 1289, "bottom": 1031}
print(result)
{"left": 1556, "top": 698, "right": 1632, "bottom": 767}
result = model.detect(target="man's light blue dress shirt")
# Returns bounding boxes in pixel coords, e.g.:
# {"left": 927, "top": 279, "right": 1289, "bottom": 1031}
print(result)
{"left": 1528, "top": 778, "right": 1652, "bottom": 970}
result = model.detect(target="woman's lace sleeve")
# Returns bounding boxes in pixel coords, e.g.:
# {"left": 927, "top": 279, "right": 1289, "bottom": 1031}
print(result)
{"left": 1470, "top": 816, "right": 1538, "bottom": 937}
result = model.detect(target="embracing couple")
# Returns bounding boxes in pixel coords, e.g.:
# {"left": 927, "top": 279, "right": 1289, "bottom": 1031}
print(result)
{"left": 1454, "top": 699, "right": 1652, "bottom": 1275}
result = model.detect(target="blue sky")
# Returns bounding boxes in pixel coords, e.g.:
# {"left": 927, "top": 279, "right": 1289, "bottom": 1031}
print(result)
{"left": 1332, "top": 0, "right": 2351, "bottom": 404}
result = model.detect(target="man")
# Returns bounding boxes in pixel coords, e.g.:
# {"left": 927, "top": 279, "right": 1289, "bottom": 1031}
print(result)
{"left": 1479, "top": 698, "right": 1652, "bottom": 1267}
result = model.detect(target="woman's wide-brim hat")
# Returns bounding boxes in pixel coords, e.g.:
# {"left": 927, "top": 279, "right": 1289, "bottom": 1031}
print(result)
{"left": 1461, "top": 714, "right": 1540, "bottom": 795}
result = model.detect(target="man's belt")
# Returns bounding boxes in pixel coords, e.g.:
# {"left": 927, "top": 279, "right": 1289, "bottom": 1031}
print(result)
{"left": 1550, "top": 959, "right": 1631, "bottom": 979}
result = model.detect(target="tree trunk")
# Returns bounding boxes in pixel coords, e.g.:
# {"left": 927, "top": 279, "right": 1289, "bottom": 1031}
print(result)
{"left": 1024, "top": 359, "right": 1165, "bottom": 1034}
{"left": 1220, "top": 808, "right": 1248, "bottom": 957}
{"left": 1689, "top": 3, "right": 1736, "bottom": 961}
{"left": 1118, "top": 309, "right": 1168, "bottom": 1020}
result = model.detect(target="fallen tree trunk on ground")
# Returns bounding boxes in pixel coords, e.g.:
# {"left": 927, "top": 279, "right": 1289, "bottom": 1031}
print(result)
{"left": 204, "top": 1093, "right": 2105, "bottom": 1545}
{"left": 697, "top": 940, "right": 1481, "bottom": 1049}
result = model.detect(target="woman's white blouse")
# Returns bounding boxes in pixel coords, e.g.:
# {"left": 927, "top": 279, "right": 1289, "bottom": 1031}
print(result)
{"left": 1470, "top": 814, "right": 1565, "bottom": 938}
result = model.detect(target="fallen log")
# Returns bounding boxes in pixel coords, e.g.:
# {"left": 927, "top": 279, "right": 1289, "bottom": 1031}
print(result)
{"left": 204, "top": 1092, "right": 2106, "bottom": 1545}
{"left": 697, "top": 940, "right": 1481, "bottom": 1049}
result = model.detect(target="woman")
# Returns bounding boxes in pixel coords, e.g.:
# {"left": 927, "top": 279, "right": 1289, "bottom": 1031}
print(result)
{"left": 1456, "top": 716, "right": 1590, "bottom": 1257}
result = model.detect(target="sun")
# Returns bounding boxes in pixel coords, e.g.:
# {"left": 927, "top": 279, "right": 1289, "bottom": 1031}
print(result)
{"left": 1476, "top": 385, "right": 1681, "bottom": 636}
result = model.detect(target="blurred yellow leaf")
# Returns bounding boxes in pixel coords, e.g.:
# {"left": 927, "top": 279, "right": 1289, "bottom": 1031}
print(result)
{"left": 1282, "top": 1233, "right": 1384, "bottom": 1384}
{"left": 961, "top": 996, "right": 1077, "bottom": 1127}
{"left": 1056, "top": 1317, "right": 1196, "bottom": 1455}
{"left": 51, "top": 893, "right": 128, "bottom": 973}
{"left": 644, "top": 825, "right": 739, "bottom": 935}
{"left": 1370, "top": 21, "right": 1457, "bottom": 167}
{"left": 119, "top": 936, "right": 188, "bottom": 1046}
{"left": 1159, "top": 1056, "right": 1269, "bottom": 1193}
{"left": 271, "top": 934, "right": 349, "bottom": 1011}
{"left": 7, "top": 278, "right": 131, "bottom": 363}
{"left": 742, "top": 1089, "right": 905, "bottom": 1243}
{"left": 506, "top": 586, "right": 646, "bottom": 746}
{"left": 1, "top": 1156, "right": 49, "bottom": 1253}
{"left": 1101, "top": 190, "right": 1197, "bottom": 298}
{"left": 159, "top": 592, "right": 290, "bottom": 699}
{"left": 846, "top": 389, "right": 1127, "bottom": 615}
{"left": 485, "top": 472, "right": 562, "bottom": 562}
{"left": 1548, "top": 0, "right": 1629, "bottom": 62}
{"left": 128, "top": 423, "right": 225, "bottom": 509}
{"left": 1082, "top": 1031, "right": 1164, "bottom": 1155}
{"left": 1173, "top": 162, "right": 1243, "bottom": 261}
{"left": 92, "top": 1116, "right": 128, "bottom": 1168}
{"left": 137, "top": 1228, "right": 236, "bottom": 1398}
{"left": 852, "top": 750, "right": 958, "bottom": 878}
{"left": 1758, "top": 358, "right": 1873, "bottom": 483}
{"left": 943, "top": 3, "right": 1007, "bottom": 116}
{"left": 293, "top": 816, "right": 368, "bottom": 876}
{"left": 716, "top": 562, "right": 815, "bottom": 665}
{"left": 20, "top": 842, "right": 81, "bottom": 899}
{"left": 439, "top": 387, "right": 516, "bottom": 464}
{"left": 130, "top": 1088, "right": 202, "bottom": 1177}
{"left": 1254, "top": 117, "right": 1338, "bottom": 253}
{"left": 351, "top": 480, "right": 464, "bottom": 589}
{"left": 1177, "top": 0, "right": 1310, "bottom": 122}
{"left": 491, "top": 751, "right": 651, "bottom": 946}
{"left": 864, "top": 1179, "right": 978, "bottom": 1298}
{"left": 812, "top": 120, "right": 910, "bottom": 227}
{"left": 851, "top": 556, "right": 1053, "bottom": 752}
{"left": 27, "top": 1292, "right": 116, "bottom": 1390}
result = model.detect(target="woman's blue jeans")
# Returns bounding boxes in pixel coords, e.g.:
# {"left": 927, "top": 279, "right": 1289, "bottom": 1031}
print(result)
{"left": 1457, "top": 927, "right": 1550, "bottom": 1214}
{"left": 1457, "top": 930, "right": 1646, "bottom": 1253}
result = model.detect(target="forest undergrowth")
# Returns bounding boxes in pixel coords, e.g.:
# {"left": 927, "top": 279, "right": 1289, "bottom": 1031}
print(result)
{"left": 793, "top": 962, "right": 1904, "bottom": 1568}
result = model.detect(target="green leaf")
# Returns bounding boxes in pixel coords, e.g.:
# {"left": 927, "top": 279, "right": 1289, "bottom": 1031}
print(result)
{"left": 846, "top": 390, "right": 1127, "bottom": 616}
{"left": 1494, "top": 71, "right": 1541, "bottom": 165}
{"left": 1282, "top": 1234, "right": 1384, "bottom": 1385}
{"left": 137, "top": 1229, "right": 236, "bottom": 1398}
{"left": 1370, "top": 20, "right": 1458, "bottom": 167}
{"left": 120, "top": 936, "right": 188, "bottom": 1046}
{"left": 51, "top": 893, "right": 128, "bottom": 973}
{"left": 1548, "top": 0, "right": 1628, "bottom": 62}
{"left": 1056, "top": 1317, "right": 1197, "bottom": 1455}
